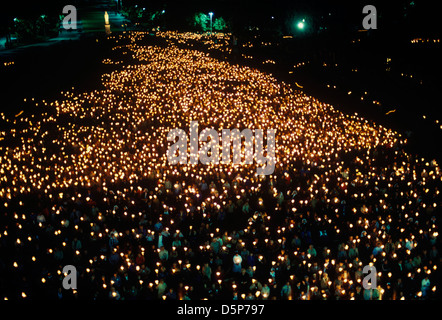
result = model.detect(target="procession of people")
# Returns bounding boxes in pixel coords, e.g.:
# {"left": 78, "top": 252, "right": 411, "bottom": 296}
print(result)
{"left": 0, "top": 31, "right": 439, "bottom": 300}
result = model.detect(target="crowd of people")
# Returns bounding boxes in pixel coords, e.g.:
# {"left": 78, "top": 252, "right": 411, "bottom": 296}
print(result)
{"left": 0, "top": 31, "right": 440, "bottom": 300}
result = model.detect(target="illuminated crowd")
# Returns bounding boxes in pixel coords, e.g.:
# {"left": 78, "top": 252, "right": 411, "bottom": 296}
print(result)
{"left": 0, "top": 31, "right": 440, "bottom": 300}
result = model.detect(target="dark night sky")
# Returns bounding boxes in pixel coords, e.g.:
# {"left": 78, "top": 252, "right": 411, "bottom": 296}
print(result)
{"left": 1, "top": 0, "right": 440, "bottom": 37}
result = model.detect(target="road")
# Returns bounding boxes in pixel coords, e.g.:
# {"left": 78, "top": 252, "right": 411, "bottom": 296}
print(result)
{"left": 0, "top": 1, "right": 129, "bottom": 58}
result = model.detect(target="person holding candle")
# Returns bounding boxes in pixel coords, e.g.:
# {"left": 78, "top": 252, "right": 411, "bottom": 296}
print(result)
{"left": 233, "top": 253, "right": 243, "bottom": 273}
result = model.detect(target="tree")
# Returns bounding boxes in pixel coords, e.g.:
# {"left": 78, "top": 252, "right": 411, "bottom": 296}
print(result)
{"left": 213, "top": 17, "right": 227, "bottom": 31}
{"left": 193, "top": 12, "right": 209, "bottom": 32}
{"left": 192, "top": 13, "right": 228, "bottom": 32}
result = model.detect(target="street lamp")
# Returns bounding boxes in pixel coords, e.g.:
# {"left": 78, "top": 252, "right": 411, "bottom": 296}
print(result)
{"left": 297, "top": 18, "right": 305, "bottom": 30}
{"left": 208, "top": 12, "right": 213, "bottom": 34}
{"left": 41, "top": 15, "right": 47, "bottom": 37}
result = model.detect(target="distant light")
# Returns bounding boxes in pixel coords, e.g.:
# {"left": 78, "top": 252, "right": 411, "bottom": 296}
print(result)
{"left": 162, "top": 10, "right": 165, "bottom": 14}
{"left": 209, "top": 12, "right": 214, "bottom": 17}
{"left": 297, "top": 21, "right": 305, "bottom": 30}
